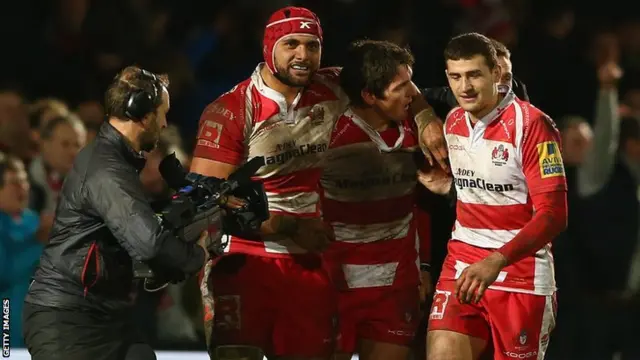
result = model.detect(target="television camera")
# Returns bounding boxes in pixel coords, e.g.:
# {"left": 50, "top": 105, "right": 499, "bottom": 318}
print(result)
{"left": 134, "top": 153, "right": 269, "bottom": 291}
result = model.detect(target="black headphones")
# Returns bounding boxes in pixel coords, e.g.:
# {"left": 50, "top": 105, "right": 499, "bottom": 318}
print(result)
{"left": 124, "top": 69, "right": 162, "bottom": 122}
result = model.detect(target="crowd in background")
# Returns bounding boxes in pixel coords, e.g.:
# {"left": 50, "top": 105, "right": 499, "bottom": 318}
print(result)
{"left": 1, "top": 0, "right": 640, "bottom": 359}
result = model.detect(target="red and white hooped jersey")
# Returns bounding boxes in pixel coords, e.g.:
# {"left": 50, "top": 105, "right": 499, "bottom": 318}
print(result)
{"left": 441, "top": 91, "right": 567, "bottom": 295}
{"left": 193, "top": 64, "right": 348, "bottom": 257}
{"left": 320, "top": 109, "right": 421, "bottom": 290}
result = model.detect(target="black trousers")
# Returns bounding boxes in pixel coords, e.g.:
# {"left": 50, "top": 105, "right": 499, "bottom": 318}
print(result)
{"left": 23, "top": 302, "right": 157, "bottom": 360}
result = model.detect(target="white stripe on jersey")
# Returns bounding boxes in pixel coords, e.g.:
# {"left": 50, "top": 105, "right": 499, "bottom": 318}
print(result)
{"left": 321, "top": 142, "right": 418, "bottom": 202}
{"left": 343, "top": 262, "right": 399, "bottom": 288}
{"left": 266, "top": 191, "right": 319, "bottom": 214}
{"left": 332, "top": 212, "right": 413, "bottom": 243}
{"left": 450, "top": 220, "right": 520, "bottom": 249}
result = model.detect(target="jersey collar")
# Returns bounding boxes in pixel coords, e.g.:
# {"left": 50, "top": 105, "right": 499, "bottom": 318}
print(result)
{"left": 251, "top": 63, "right": 303, "bottom": 122}
{"left": 465, "top": 90, "right": 516, "bottom": 128}
{"left": 344, "top": 107, "right": 405, "bottom": 153}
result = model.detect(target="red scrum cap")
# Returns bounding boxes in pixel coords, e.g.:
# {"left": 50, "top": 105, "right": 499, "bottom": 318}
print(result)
{"left": 263, "top": 6, "right": 323, "bottom": 74}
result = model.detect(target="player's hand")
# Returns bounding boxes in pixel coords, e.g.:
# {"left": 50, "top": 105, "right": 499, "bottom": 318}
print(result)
{"left": 291, "top": 217, "right": 334, "bottom": 252}
{"left": 455, "top": 252, "right": 507, "bottom": 304}
{"left": 410, "top": 91, "right": 449, "bottom": 173}
{"left": 598, "top": 61, "right": 623, "bottom": 89}
{"left": 197, "top": 230, "right": 211, "bottom": 263}
{"left": 417, "top": 166, "right": 453, "bottom": 195}
{"left": 420, "top": 119, "right": 449, "bottom": 173}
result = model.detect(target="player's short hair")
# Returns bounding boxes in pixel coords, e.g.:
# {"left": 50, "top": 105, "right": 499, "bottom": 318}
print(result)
{"left": 444, "top": 32, "right": 498, "bottom": 70}
{"left": 490, "top": 38, "right": 511, "bottom": 59}
{"left": 339, "top": 40, "right": 415, "bottom": 107}
{"left": 104, "top": 66, "right": 169, "bottom": 120}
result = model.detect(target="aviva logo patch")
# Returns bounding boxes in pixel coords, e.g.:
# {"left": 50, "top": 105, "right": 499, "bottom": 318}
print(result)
{"left": 537, "top": 141, "right": 564, "bottom": 178}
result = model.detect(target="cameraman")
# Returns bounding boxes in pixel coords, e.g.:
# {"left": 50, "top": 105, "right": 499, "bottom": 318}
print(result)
{"left": 22, "top": 66, "right": 208, "bottom": 360}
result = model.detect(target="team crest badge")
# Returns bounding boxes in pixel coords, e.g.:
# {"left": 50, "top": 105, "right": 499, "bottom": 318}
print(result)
{"left": 519, "top": 330, "right": 528, "bottom": 345}
{"left": 405, "top": 311, "right": 413, "bottom": 323}
{"left": 491, "top": 144, "right": 509, "bottom": 166}
{"left": 513, "top": 329, "right": 530, "bottom": 351}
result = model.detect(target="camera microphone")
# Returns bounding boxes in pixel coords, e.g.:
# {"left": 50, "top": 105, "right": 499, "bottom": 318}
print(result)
{"left": 221, "top": 156, "right": 266, "bottom": 193}
{"left": 159, "top": 152, "right": 191, "bottom": 190}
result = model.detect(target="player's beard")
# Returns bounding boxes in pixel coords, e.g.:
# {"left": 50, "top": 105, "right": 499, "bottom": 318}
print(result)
{"left": 138, "top": 114, "right": 161, "bottom": 153}
{"left": 274, "top": 61, "right": 316, "bottom": 87}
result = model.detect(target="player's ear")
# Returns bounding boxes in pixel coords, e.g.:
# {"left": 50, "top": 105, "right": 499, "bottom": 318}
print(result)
{"left": 361, "top": 89, "right": 377, "bottom": 106}
{"left": 140, "top": 111, "right": 155, "bottom": 127}
{"left": 444, "top": 69, "right": 453, "bottom": 83}
{"left": 491, "top": 64, "right": 501, "bottom": 84}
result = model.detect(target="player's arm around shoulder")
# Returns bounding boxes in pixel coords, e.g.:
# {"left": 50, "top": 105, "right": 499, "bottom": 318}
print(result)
{"left": 410, "top": 86, "right": 450, "bottom": 172}
{"left": 316, "top": 66, "right": 350, "bottom": 111}
{"left": 416, "top": 106, "right": 461, "bottom": 197}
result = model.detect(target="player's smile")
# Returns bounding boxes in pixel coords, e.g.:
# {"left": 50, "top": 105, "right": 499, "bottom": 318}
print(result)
{"left": 459, "top": 92, "right": 479, "bottom": 103}
{"left": 290, "top": 63, "right": 311, "bottom": 77}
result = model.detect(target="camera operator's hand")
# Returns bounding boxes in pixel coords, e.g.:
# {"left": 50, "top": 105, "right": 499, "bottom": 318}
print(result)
{"left": 279, "top": 216, "right": 333, "bottom": 252}
{"left": 219, "top": 195, "right": 247, "bottom": 210}
{"left": 197, "top": 230, "right": 211, "bottom": 263}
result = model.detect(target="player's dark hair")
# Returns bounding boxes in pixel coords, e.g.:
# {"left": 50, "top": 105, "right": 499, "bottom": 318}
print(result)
{"left": 444, "top": 32, "right": 498, "bottom": 70}
{"left": 490, "top": 38, "right": 510, "bottom": 59}
{"left": 339, "top": 40, "right": 415, "bottom": 107}
{"left": 104, "top": 66, "right": 170, "bottom": 119}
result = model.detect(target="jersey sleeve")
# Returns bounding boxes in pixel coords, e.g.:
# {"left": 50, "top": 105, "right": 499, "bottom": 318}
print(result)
{"left": 192, "top": 91, "right": 247, "bottom": 166}
{"left": 521, "top": 109, "right": 567, "bottom": 196}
